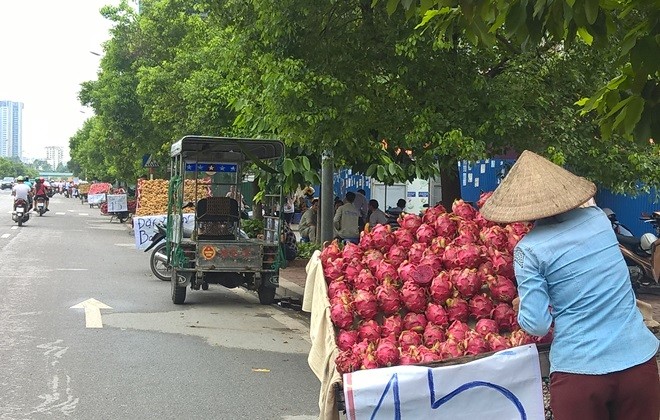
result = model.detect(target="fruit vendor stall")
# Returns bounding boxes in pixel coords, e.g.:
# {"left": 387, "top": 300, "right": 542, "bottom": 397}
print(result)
{"left": 302, "top": 196, "right": 659, "bottom": 420}
{"left": 86, "top": 182, "right": 113, "bottom": 208}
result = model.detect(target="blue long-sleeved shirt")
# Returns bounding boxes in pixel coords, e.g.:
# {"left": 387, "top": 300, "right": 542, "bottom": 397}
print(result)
{"left": 514, "top": 206, "right": 659, "bottom": 375}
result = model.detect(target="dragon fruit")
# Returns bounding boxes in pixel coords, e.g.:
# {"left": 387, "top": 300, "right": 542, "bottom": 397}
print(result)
{"left": 434, "top": 213, "right": 458, "bottom": 239}
{"left": 399, "top": 346, "right": 422, "bottom": 365}
{"left": 415, "top": 223, "right": 436, "bottom": 245}
{"left": 508, "top": 329, "right": 535, "bottom": 347}
{"left": 429, "top": 272, "right": 454, "bottom": 303}
{"left": 403, "top": 312, "right": 428, "bottom": 333}
{"left": 375, "top": 282, "right": 401, "bottom": 315}
{"left": 398, "top": 262, "right": 435, "bottom": 286}
{"left": 336, "top": 329, "right": 360, "bottom": 351}
{"left": 398, "top": 330, "right": 423, "bottom": 350}
{"left": 323, "top": 257, "right": 346, "bottom": 282}
{"left": 320, "top": 240, "right": 342, "bottom": 265}
{"left": 422, "top": 204, "right": 447, "bottom": 224}
{"left": 371, "top": 224, "right": 395, "bottom": 252}
{"left": 374, "top": 260, "right": 398, "bottom": 284}
{"left": 335, "top": 349, "right": 361, "bottom": 374}
{"left": 476, "top": 191, "right": 493, "bottom": 209}
{"left": 487, "top": 275, "right": 517, "bottom": 303}
{"left": 468, "top": 293, "right": 494, "bottom": 320}
{"left": 439, "top": 338, "right": 465, "bottom": 359}
{"left": 492, "top": 302, "right": 518, "bottom": 332}
{"left": 464, "top": 331, "right": 490, "bottom": 355}
{"left": 419, "top": 252, "right": 443, "bottom": 273}
{"left": 327, "top": 280, "right": 350, "bottom": 301}
{"left": 480, "top": 225, "right": 509, "bottom": 252}
{"left": 428, "top": 237, "right": 447, "bottom": 255}
{"left": 361, "top": 346, "right": 379, "bottom": 370}
{"left": 454, "top": 220, "right": 481, "bottom": 246}
{"left": 446, "top": 297, "right": 470, "bottom": 323}
{"left": 452, "top": 268, "right": 483, "bottom": 298}
{"left": 342, "top": 241, "right": 364, "bottom": 261}
{"left": 344, "top": 259, "right": 365, "bottom": 282}
{"left": 407, "top": 243, "right": 427, "bottom": 264}
{"left": 362, "top": 250, "right": 384, "bottom": 272}
{"left": 353, "top": 270, "right": 377, "bottom": 291}
{"left": 446, "top": 320, "right": 471, "bottom": 341}
{"left": 330, "top": 301, "right": 354, "bottom": 329}
{"left": 400, "top": 213, "right": 422, "bottom": 231}
{"left": 400, "top": 282, "right": 428, "bottom": 313}
{"left": 418, "top": 345, "right": 443, "bottom": 363}
{"left": 507, "top": 222, "right": 532, "bottom": 236}
{"left": 386, "top": 245, "right": 408, "bottom": 267}
{"left": 359, "top": 230, "right": 375, "bottom": 250}
{"left": 375, "top": 339, "right": 400, "bottom": 367}
{"left": 474, "top": 318, "right": 500, "bottom": 337}
{"left": 353, "top": 289, "right": 378, "bottom": 320}
{"left": 486, "top": 333, "right": 510, "bottom": 351}
{"left": 487, "top": 249, "right": 515, "bottom": 279}
{"left": 422, "top": 323, "right": 446, "bottom": 347}
{"left": 381, "top": 314, "right": 403, "bottom": 338}
{"left": 357, "top": 319, "right": 382, "bottom": 341}
{"left": 442, "top": 244, "right": 481, "bottom": 269}
{"left": 393, "top": 228, "right": 415, "bottom": 248}
{"left": 451, "top": 199, "right": 477, "bottom": 220}
{"left": 425, "top": 302, "right": 449, "bottom": 327}
{"left": 474, "top": 211, "right": 496, "bottom": 229}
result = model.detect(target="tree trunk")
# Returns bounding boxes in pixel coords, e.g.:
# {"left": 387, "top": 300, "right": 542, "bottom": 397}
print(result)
{"left": 440, "top": 163, "right": 461, "bottom": 210}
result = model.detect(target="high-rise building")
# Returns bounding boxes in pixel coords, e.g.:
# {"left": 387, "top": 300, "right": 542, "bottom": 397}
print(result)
{"left": 45, "top": 146, "right": 64, "bottom": 169}
{"left": 0, "top": 100, "right": 24, "bottom": 159}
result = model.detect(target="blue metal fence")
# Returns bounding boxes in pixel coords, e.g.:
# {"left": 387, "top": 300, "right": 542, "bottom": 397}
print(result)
{"left": 333, "top": 169, "right": 371, "bottom": 200}
{"left": 458, "top": 159, "right": 515, "bottom": 204}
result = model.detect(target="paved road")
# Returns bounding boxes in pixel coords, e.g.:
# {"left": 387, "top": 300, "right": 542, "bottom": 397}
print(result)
{"left": 0, "top": 190, "right": 320, "bottom": 420}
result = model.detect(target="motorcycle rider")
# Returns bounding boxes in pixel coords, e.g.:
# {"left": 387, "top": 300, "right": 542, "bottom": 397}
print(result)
{"left": 11, "top": 176, "right": 31, "bottom": 210}
{"left": 32, "top": 177, "right": 50, "bottom": 212}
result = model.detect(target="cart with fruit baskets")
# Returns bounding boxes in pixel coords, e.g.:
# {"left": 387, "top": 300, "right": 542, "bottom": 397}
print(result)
{"left": 99, "top": 189, "right": 137, "bottom": 223}
{"left": 86, "top": 182, "right": 112, "bottom": 208}
{"left": 78, "top": 183, "right": 91, "bottom": 203}
{"left": 303, "top": 199, "right": 660, "bottom": 420}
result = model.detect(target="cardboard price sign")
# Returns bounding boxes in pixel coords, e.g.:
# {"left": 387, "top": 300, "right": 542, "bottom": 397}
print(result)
{"left": 132, "top": 214, "right": 195, "bottom": 250}
{"left": 344, "top": 344, "right": 544, "bottom": 420}
{"left": 107, "top": 194, "right": 128, "bottom": 212}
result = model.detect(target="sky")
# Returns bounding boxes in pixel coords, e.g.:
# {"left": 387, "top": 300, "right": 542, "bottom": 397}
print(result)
{"left": 0, "top": 0, "right": 120, "bottom": 162}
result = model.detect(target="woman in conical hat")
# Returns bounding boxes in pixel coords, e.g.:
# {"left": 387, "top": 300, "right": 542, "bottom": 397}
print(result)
{"left": 482, "top": 151, "right": 659, "bottom": 420}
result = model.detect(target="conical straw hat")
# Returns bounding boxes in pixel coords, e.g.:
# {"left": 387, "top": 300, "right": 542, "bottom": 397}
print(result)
{"left": 480, "top": 150, "right": 596, "bottom": 223}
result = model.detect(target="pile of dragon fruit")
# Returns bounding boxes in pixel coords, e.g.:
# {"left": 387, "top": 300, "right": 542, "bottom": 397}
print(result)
{"left": 321, "top": 195, "right": 553, "bottom": 374}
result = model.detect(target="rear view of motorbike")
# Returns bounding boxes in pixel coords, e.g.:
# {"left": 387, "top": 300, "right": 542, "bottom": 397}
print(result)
{"left": 12, "top": 199, "right": 30, "bottom": 226}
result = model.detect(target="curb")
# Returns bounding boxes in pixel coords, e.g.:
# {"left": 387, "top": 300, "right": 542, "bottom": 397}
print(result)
{"left": 276, "top": 276, "right": 305, "bottom": 301}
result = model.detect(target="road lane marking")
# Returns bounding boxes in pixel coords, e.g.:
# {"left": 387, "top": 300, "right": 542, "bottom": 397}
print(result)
{"left": 114, "top": 243, "right": 135, "bottom": 247}
{"left": 11, "top": 226, "right": 18, "bottom": 229}
{"left": 55, "top": 212, "right": 66, "bottom": 215}
{"left": 70, "top": 298, "right": 112, "bottom": 328}
{"left": 56, "top": 269, "right": 89, "bottom": 271}
{"left": 1, "top": 234, "right": 10, "bottom": 239}
{"left": 78, "top": 213, "right": 89, "bottom": 216}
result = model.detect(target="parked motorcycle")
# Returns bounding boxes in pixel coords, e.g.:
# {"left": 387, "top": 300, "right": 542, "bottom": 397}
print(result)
{"left": 12, "top": 199, "right": 30, "bottom": 226}
{"left": 604, "top": 208, "right": 660, "bottom": 295}
{"left": 144, "top": 222, "right": 172, "bottom": 281}
{"left": 35, "top": 197, "right": 47, "bottom": 216}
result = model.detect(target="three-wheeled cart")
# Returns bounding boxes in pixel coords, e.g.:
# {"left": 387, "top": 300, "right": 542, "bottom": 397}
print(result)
{"left": 164, "top": 135, "right": 285, "bottom": 305}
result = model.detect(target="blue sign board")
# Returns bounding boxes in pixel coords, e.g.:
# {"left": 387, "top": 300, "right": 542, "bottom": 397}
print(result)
{"left": 419, "top": 192, "right": 429, "bottom": 197}
{"left": 407, "top": 191, "right": 417, "bottom": 197}
{"left": 185, "top": 163, "right": 237, "bottom": 172}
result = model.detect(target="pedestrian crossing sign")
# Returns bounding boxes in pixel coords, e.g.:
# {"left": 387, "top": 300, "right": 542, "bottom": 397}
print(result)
{"left": 142, "top": 154, "right": 160, "bottom": 168}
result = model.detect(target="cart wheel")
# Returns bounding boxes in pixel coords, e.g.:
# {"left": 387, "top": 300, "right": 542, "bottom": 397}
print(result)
{"left": 171, "top": 270, "right": 187, "bottom": 304}
{"left": 150, "top": 243, "right": 172, "bottom": 281}
{"left": 257, "top": 285, "right": 276, "bottom": 305}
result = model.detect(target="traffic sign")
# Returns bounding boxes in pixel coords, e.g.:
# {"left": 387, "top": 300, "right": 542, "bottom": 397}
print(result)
{"left": 142, "top": 154, "right": 160, "bottom": 168}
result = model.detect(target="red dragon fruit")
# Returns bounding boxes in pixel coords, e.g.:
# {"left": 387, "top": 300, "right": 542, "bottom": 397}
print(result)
{"left": 453, "top": 220, "right": 481, "bottom": 246}
{"left": 507, "top": 222, "right": 532, "bottom": 236}
{"left": 376, "top": 282, "right": 401, "bottom": 316}
{"left": 398, "top": 262, "right": 435, "bottom": 286}
{"left": 487, "top": 275, "right": 517, "bottom": 303}
{"left": 508, "top": 329, "right": 535, "bottom": 347}
{"left": 361, "top": 346, "right": 379, "bottom": 370}
{"left": 374, "top": 260, "right": 398, "bottom": 284}
{"left": 407, "top": 243, "right": 427, "bottom": 264}
{"left": 429, "top": 272, "right": 454, "bottom": 303}
{"left": 468, "top": 293, "right": 494, "bottom": 320}
{"left": 399, "top": 346, "right": 422, "bottom": 365}
{"left": 375, "top": 339, "right": 400, "bottom": 367}
{"left": 336, "top": 329, "right": 360, "bottom": 351}
{"left": 327, "top": 280, "right": 350, "bottom": 301}
{"left": 381, "top": 314, "right": 403, "bottom": 338}
{"left": 353, "top": 270, "right": 377, "bottom": 291}
{"left": 452, "top": 268, "right": 483, "bottom": 299}
{"left": 486, "top": 333, "right": 510, "bottom": 351}
{"left": 452, "top": 199, "right": 477, "bottom": 220}
{"left": 492, "top": 302, "right": 518, "bottom": 332}
{"left": 403, "top": 312, "right": 428, "bottom": 333}
{"left": 442, "top": 244, "right": 481, "bottom": 269}
{"left": 353, "top": 289, "right": 378, "bottom": 320}
{"left": 475, "top": 318, "right": 500, "bottom": 337}
{"left": 487, "top": 249, "right": 515, "bottom": 279}
{"left": 344, "top": 259, "right": 365, "bottom": 282}
{"left": 386, "top": 245, "right": 408, "bottom": 267}
{"left": 398, "top": 330, "right": 423, "bottom": 350}
{"left": 330, "top": 301, "right": 354, "bottom": 329}
{"left": 393, "top": 228, "right": 415, "bottom": 248}
{"left": 446, "top": 320, "right": 471, "bottom": 341}
{"left": 371, "top": 224, "right": 395, "bottom": 252}
{"left": 476, "top": 191, "right": 493, "bottom": 209}
{"left": 464, "top": 331, "right": 490, "bottom": 355}
{"left": 428, "top": 236, "right": 447, "bottom": 256}
{"left": 446, "top": 297, "right": 470, "bottom": 323}
{"left": 439, "top": 338, "right": 465, "bottom": 359}
{"left": 359, "top": 230, "right": 375, "bottom": 250}
{"left": 434, "top": 213, "right": 458, "bottom": 239}
{"left": 419, "top": 252, "right": 443, "bottom": 273}
{"left": 425, "top": 302, "right": 449, "bottom": 327}
{"left": 335, "top": 349, "right": 361, "bottom": 374}
{"left": 358, "top": 319, "right": 382, "bottom": 341}
{"left": 422, "top": 204, "right": 447, "bottom": 224}
{"left": 323, "top": 257, "right": 346, "bottom": 282}
{"left": 342, "top": 241, "right": 364, "bottom": 261}
{"left": 423, "top": 323, "right": 446, "bottom": 347}
{"left": 320, "top": 240, "right": 342, "bottom": 265}
{"left": 418, "top": 345, "right": 443, "bottom": 363}
{"left": 415, "top": 223, "right": 437, "bottom": 245}
{"left": 480, "top": 225, "right": 509, "bottom": 252}
{"left": 474, "top": 211, "right": 496, "bottom": 229}
{"left": 400, "top": 282, "right": 428, "bottom": 313}
{"left": 400, "top": 213, "right": 422, "bottom": 231}
{"left": 362, "top": 250, "right": 384, "bottom": 272}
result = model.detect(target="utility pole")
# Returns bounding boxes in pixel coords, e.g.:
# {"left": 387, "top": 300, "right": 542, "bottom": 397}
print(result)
{"left": 320, "top": 150, "right": 334, "bottom": 243}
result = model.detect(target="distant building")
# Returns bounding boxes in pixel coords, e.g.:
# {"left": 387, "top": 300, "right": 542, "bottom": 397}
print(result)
{"left": 0, "top": 100, "right": 24, "bottom": 159}
{"left": 46, "top": 146, "right": 64, "bottom": 169}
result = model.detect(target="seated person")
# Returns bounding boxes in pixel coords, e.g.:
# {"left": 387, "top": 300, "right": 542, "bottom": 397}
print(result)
{"left": 333, "top": 191, "right": 360, "bottom": 243}
{"left": 281, "top": 222, "right": 298, "bottom": 261}
{"left": 368, "top": 199, "right": 389, "bottom": 227}
{"left": 298, "top": 198, "right": 318, "bottom": 243}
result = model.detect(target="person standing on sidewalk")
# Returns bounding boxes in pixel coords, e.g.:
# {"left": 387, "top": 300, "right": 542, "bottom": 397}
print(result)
{"left": 480, "top": 150, "right": 659, "bottom": 420}
{"left": 333, "top": 191, "right": 360, "bottom": 243}
{"left": 368, "top": 199, "right": 388, "bottom": 227}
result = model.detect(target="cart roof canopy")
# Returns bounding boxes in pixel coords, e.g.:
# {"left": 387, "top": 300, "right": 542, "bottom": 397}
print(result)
{"left": 170, "top": 136, "right": 285, "bottom": 161}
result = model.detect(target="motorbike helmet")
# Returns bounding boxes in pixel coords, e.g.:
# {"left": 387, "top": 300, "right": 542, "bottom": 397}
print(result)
{"left": 39, "top": 177, "right": 45, "bottom": 182}
{"left": 602, "top": 208, "right": 616, "bottom": 221}
{"left": 16, "top": 176, "right": 24, "bottom": 182}
{"left": 640, "top": 233, "right": 657, "bottom": 255}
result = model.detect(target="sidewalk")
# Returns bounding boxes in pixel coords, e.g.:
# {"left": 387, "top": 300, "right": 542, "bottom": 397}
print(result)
{"left": 276, "top": 259, "right": 308, "bottom": 302}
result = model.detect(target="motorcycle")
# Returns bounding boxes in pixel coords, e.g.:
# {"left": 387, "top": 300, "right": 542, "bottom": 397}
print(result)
{"left": 35, "top": 197, "right": 47, "bottom": 216}
{"left": 144, "top": 222, "right": 172, "bottom": 281}
{"left": 604, "top": 208, "right": 660, "bottom": 295}
{"left": 12, "top": 199, "right": 30, "bottom": 226}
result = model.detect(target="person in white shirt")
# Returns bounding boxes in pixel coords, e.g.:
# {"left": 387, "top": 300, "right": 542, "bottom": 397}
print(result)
{"left": 368, "top": 199, "right": 389, "bottom": 227}
{"left": 11, "top": 176, "right": 31, "bottom": 208}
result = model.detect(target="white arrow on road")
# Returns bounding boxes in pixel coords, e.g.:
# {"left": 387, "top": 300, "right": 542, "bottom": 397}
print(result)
{"left": 70, "top": 298, "right": 112, "bottom": 328}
